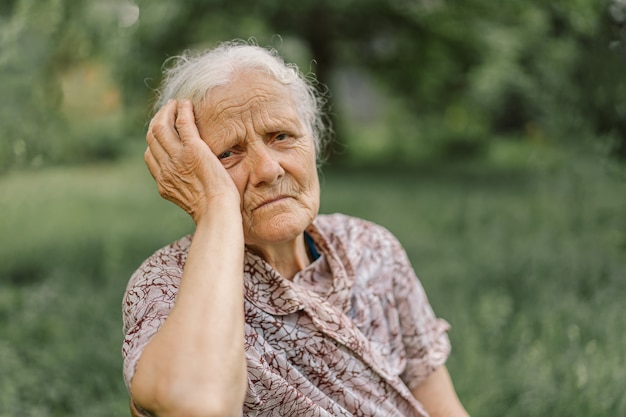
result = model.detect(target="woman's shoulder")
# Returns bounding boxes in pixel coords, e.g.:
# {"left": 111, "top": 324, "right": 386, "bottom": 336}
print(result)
{"left": 316, "top": 213, "right": 396, "bottom": 237}
{"left": 139, "top": 234, "right": 193, "bottom": 268}
{"left": 314, "top": 213, "right": 401, "bottom": 250}
{"left": 125, "top": 234, "right": 193, "bottom": 290}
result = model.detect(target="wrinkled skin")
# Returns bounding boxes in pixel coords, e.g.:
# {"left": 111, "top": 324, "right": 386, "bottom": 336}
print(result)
{"left": 144, "top": 69, "right": 320, "bottom": 273}
{"left": 195, "top": 70, "right": 320, "bottom": 250}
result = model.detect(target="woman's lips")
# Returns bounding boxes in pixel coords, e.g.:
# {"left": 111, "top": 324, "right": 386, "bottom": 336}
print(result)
{"left": 254, "top": 196, "right": 291, "bottom": 210}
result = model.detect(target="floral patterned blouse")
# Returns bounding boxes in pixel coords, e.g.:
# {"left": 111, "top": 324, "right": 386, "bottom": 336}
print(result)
{"left": 123, "top": 213, "right": 451, "bottom": 416}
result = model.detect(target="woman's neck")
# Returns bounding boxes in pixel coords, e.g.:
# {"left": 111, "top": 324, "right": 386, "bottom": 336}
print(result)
{"left": 246, "top": 233, "right": 310, "bottom": 280}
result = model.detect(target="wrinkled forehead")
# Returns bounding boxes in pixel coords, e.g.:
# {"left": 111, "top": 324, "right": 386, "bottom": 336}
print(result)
{"left": 196, "top": 70, "right": 305, "bottom": 130}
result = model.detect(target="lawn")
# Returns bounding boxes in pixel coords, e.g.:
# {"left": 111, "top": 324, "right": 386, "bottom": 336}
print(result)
{"left": 1, "top": 144, "right": 624, "bottom": 416}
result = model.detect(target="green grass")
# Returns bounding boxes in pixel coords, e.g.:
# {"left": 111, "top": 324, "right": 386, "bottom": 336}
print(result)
{"left": 0, "top": 157, "right": 194, "bottom": 416}
{"left": 1, "top": 146, "right": 625, "bottom": 416}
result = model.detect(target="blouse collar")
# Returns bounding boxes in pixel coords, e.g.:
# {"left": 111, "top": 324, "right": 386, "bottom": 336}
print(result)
{"left": 243, "top": 218, "right": 355, "bottom": 316}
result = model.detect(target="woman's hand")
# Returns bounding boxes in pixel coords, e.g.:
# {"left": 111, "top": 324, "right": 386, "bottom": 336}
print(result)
{"left": 133, "top": 99, "right": 247, "bottom": 416}
{"left": 144, "top": 99, "right": 240, "bottom": 224}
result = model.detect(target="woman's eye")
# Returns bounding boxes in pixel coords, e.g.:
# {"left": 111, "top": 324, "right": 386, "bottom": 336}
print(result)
{"left": 275, "top": 133, "right": 288, "bottom": 141}
{"left": 218, "top": 150, "right": 232, "bottom": 159}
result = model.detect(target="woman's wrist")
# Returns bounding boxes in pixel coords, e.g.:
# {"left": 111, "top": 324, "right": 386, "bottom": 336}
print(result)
{"left": 193, "top": 193, "right": 242, "bottom": 227}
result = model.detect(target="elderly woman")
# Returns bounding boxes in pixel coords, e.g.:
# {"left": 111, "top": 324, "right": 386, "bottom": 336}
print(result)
{"left": 122, "top": 41, "right": 469, "bottom": 417}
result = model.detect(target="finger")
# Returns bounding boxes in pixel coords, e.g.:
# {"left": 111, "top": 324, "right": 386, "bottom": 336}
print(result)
{"left": 145, "top": 128, "right": 169, "bottom": 165}
{"left": 145, "top": 146, "right": 185, "bottom": 207}
{"left": 175, "top": 99, "right": 206, "bottom": 148}
{"left": 144, "top": 146, "right": 160, "bottom": 181}
{"left": 148, "top": 99, "right": 181, "bottom": 156}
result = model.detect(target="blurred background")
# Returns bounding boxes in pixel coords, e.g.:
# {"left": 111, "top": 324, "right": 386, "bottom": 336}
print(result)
{"left": 1, "top": 0, "right": 625, "bottom": 415}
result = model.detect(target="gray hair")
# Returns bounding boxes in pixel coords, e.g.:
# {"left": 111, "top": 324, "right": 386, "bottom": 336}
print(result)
{"left": 153, "top": 40, "right": 330, "bottom": 161}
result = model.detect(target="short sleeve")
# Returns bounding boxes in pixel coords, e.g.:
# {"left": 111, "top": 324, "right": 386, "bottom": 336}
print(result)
{"left": 386, "top": 231, "right": 451, "bottom": 390}
{"left": 121, "top": 239, "right": 188, "bottom": 391}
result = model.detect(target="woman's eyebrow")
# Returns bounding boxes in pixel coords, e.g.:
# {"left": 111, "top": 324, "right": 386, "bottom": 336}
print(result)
{"left": 203, "top": 124, "right": 242, "bottom": 151}
{"left": 260, "top": 110, "right": 304, "bottom": 131}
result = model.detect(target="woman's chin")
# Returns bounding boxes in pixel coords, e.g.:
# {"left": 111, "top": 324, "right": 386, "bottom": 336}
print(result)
{"left": 244, "top": 212, "right": 313, "bottom": 246}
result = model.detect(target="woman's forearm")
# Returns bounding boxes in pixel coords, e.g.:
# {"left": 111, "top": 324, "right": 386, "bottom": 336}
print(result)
{"left": 131, "top": 200, "right": 246, "bottom": 417}
{"left": 411, "top": 366, "right": 470, "bottom": 417}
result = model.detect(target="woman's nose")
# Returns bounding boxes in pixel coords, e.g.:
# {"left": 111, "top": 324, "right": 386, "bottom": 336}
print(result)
{"left": 248, "top": 144, "right": 284, "bottom": 186}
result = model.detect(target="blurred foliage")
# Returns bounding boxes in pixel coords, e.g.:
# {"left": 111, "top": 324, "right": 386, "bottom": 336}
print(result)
{"left": 1, "top": 0, "right": 626, "bottom": 169}
{"left": 0, "top": 0, "right": 130, "bottom": 172}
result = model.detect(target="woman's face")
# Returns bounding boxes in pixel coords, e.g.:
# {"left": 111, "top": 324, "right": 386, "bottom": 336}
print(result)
{"left": 195, "top": 70, "right": 320, "bottom": 248}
